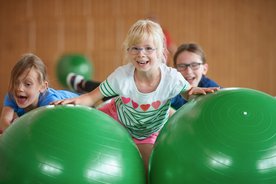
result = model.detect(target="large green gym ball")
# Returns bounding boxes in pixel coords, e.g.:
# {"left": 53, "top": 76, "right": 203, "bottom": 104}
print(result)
{"left": 0, "top": 105, "right": 145, "bottom": 184}
{"left": 56, "top": 54, "right": 93, "bottom": 88}
{"left": 149, "top": 88, "right": 276, "bottom": 184}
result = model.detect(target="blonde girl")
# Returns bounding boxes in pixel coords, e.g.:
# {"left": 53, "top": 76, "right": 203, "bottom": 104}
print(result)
{"left": 52, "top": 19, "right": 218, "bottom": 180}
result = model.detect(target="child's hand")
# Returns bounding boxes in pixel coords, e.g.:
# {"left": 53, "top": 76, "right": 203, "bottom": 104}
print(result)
{"left": 51, "top": 97, "right": 79, "bottom": 105}
{"left": 188, "top": 87, "right": 220, "bottom": 96}
{"left": 52, "top": 88, "right": 103, "bottom": 107}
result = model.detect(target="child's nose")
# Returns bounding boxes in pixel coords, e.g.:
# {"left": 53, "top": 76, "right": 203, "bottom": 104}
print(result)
{"left": 17, "top": 83, "right": 24, "bottom": 91}
{"left": 185, "top": 66, "right": 194, "bottom": 73}
{"left": 137, "top": 49, "right": 146, "bottom": 55}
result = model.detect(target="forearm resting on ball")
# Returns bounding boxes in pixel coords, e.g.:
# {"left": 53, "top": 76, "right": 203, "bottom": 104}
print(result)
{"left": 52, "top": 87, "right": 104, "bottom": 107}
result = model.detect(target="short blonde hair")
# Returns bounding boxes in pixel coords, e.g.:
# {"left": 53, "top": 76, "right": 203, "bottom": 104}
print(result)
{"left": 123, "top": 19, "right": 167, "bottom": 63}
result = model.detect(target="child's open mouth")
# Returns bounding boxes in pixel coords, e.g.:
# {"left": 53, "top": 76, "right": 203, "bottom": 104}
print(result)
{"left": 137, "top": 61, "right": 149, "bottom": 65}
{"left": 16, "top": 95, "right": 28, "bottom": 105}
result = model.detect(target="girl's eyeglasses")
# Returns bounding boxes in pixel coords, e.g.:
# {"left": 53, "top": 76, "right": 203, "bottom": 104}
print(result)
{"left": 176, "top": 62, "right": 203, "bottom": 71}
{"left": 128, "top": 46, "right": 156, "bottom": 55}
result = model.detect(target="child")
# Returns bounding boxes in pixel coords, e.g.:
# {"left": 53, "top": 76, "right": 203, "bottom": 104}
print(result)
{"left": 171, "top": 43, "right": 221, "bottom": 110}
{"left": 66, "top": 43, "right": 221, "bottom": 111}
{"left": 52, "top": 19, "right": 218, "bottom": 179}
{"left": 0, "top": 53, "right": 78, "bottom": 132}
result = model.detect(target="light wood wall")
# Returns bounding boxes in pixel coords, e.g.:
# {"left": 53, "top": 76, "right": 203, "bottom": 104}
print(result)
{"left": 1, "top": 0, "right": 276, "bottom": 108}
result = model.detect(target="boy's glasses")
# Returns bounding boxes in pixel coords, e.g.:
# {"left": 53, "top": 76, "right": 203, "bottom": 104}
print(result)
{"left": 176, "top": 62, "right": 203, "bottom": 71}
{"left": 128, "top": 46, "right": 156, "bottom": 55}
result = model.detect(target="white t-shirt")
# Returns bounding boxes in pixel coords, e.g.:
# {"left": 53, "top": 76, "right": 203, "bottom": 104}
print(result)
{"left": 100, "top": 63, "right": 190, "bottom": 139}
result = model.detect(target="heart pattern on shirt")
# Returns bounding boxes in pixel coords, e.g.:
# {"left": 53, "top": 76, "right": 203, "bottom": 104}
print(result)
{"left": 152, "top": 101, "right": 161, "bottom": 109}
{"left": 122, "top": 97, "right": 162, "bottom": 111}
{"left": 122, "top": 97, "right": 131, "bottom": 104}
{"left": 140, "top": 104, "right": 151, "bottom": 111}
{"left": 132, "top": 100, "right": 139, "bottom": 109}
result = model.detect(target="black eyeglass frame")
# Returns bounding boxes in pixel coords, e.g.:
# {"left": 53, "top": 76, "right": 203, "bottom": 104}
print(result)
{"left": 176, "top": 62, "right": 203, "bottom": 71}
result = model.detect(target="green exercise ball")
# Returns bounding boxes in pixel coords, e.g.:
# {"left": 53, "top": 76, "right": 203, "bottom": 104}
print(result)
{"left": 0, "top": 105, "right": 145, "bottom": 184}
{"left": 56, "top": 54, "right": 93, "bottom": 87}
{"left": 149, "top": 88, "right": 276, "bottom": 184}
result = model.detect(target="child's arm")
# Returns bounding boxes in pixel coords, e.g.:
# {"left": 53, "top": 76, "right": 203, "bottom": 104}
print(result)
{"left": 0, "top": 106, "right": 17, "bottom": 131}
{"left": 181, "top": 86, "right": 220, "bottom": 100}
{"left": 169, "top": 107, "right": 176, "bottom": 117}
{"left": 52, "top": 87, "right": 104, "bottom": 107}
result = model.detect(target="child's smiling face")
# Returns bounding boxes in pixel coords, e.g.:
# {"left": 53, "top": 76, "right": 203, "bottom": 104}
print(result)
{"left": 128, "top": 37, "right": 160, "bottom": 72}
{"left": 175, "top": 51, "right": 208, "bottom": 87}
{"left": 13, "top": 68, "right": 47, "bottom": 111}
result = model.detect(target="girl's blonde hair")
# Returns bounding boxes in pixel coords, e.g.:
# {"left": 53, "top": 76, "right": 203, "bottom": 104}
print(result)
{"left": 9, "top": 53, "right": 48, "bottom": 96}
{"left": 123, "top": 19, "right": 167, "bottom": 63}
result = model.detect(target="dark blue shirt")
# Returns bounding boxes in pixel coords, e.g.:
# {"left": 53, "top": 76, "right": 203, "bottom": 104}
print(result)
{"left": 171, "top": 75, "right": 220, "bottom": 110}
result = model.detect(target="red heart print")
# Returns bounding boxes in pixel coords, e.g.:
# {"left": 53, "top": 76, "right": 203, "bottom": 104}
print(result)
{"left": 152, "top": 101, "right": 161, "bottom": 109}
{"left": 140, "top": 104, "right": 150, "bottom": 111}
{"left": 122, "top": 97, "right": 131, "bottom": 104}
{"left": 132, "top": 100, "right": 139, "bottom": 109}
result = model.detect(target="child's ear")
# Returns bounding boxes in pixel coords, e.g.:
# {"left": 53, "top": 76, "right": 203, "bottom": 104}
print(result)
{"left": 203, "top": 63, "right": 208, "bottom": 75}
{"left": 40, "top": 81, "right": 48, "bottom": 93}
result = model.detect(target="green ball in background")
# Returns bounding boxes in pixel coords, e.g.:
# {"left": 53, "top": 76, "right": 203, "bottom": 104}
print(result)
{"left": 56, "top": 54, "right": 93, "bottom": 88}
{"left": 149, "top": 88, "right": 276, "bottom": 184}
{"left": 0, "top": 105, "right": 145, "bottom": 184}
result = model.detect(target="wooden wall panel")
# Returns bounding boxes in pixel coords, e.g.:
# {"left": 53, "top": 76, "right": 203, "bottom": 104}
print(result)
{"left": 0, "top": 0, "right": 276, "bottom": 109}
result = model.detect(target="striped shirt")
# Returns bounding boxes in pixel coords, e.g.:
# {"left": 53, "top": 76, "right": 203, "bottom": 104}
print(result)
{"left": 100, "top": 63, "right": 190, "bottom": 139}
